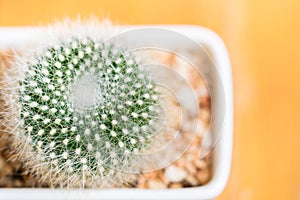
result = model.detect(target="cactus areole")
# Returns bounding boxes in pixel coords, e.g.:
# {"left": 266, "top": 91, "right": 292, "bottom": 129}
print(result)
{"left": 17, "top": 37, "right": 163, "bottom": 187}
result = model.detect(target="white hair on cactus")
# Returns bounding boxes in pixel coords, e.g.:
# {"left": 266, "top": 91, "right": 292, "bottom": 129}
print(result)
{"left": 0, "top": 19, "right": 180, "bottom": 189}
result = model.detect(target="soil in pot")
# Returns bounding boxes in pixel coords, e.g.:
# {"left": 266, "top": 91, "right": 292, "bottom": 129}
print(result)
{"left": 0, "top": 48, "right": 212, "bottom": 189}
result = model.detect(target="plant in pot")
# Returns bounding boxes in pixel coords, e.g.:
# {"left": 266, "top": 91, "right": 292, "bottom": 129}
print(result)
{"left": 0, "top": 20, "right": 233, "bottom": 199}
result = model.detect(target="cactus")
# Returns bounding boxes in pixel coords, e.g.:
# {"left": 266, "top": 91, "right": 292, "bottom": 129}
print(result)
{"left": 0, "top": 25, "right": 169, "bottom": 188}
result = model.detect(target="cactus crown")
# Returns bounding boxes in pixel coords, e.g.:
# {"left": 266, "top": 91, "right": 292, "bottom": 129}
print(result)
{"left": 17, "top": 36, "right": 162, "bottom": 187}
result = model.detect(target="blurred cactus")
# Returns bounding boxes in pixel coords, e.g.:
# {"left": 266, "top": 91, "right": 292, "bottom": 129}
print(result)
{"left": 2, "top": 32, "right": 164, "bottom": 187}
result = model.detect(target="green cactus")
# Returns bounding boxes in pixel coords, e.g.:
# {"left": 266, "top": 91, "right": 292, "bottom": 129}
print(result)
{"left": 11, "top": 36, "right": 163, "bottom": 188}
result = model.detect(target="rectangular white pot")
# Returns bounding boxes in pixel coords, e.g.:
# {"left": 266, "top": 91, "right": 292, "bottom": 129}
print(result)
{"left": 0, "top": 25, "right": 233, "bottom": 200}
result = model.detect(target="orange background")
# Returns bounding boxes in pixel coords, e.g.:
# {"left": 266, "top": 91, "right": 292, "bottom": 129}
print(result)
{"left": 0, "top": 0, "right": 300, "bottom": 199}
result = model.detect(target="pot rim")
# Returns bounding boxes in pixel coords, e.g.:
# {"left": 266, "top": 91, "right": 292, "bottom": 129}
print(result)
{"left": 0, "top": 25, "right": 233, "bottom": 200}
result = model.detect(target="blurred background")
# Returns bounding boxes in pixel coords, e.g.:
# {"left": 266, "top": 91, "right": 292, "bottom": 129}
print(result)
{"left": 0, "top": 0, "right": 299, "bottom": 199}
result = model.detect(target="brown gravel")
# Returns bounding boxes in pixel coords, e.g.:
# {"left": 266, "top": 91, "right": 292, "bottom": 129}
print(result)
{"left": 130, "top": 51, "right": 213, "bottom": 189}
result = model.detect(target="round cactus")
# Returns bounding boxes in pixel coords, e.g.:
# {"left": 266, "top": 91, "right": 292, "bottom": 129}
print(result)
{"left": 4, "top": 35, "right": 166, "bottom": 187}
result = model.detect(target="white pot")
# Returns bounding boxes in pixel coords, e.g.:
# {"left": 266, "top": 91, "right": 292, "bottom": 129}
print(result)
{"left": 0, "top": 25, "right": 233, "bottom": 200}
